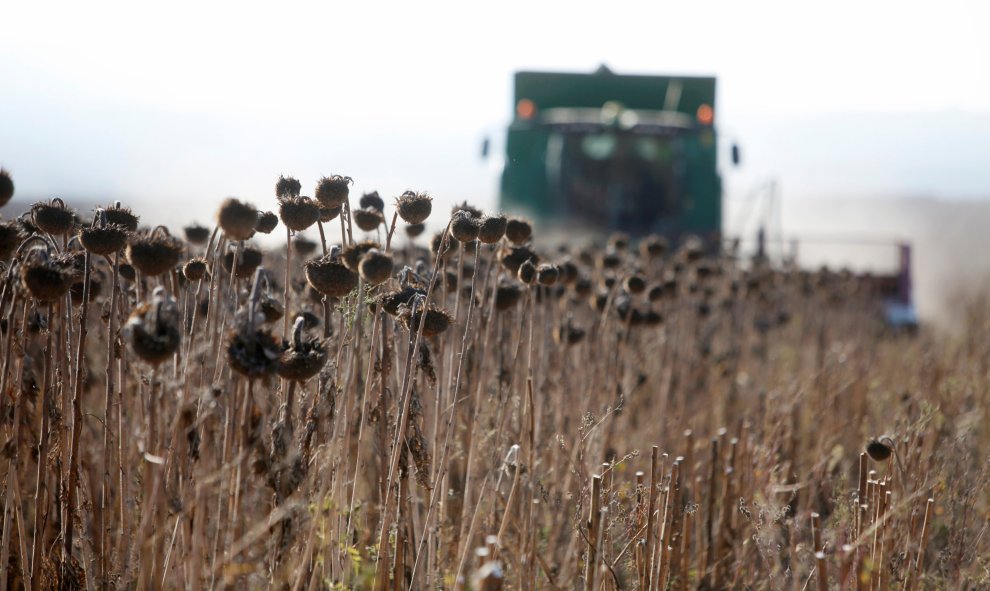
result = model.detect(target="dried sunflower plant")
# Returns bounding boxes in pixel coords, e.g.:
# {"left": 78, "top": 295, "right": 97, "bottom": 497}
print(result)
{"left": 0, "top": 166, "right": 986, "bottom": 590}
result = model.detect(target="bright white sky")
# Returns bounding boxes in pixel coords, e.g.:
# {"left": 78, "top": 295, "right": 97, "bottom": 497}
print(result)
{"left": 2, "top": 0, "right": 990, "bottom": 230}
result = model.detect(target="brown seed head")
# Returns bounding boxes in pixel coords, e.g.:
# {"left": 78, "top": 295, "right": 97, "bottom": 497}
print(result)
{"left": 478, "top": 214, "right": 507, "bottom": 244}
{"left": 118, "top": 263, "right": 136, "bottom": 282}
{"left": 276, "top": 175, "right": 302, "bottom": 199}
{"left": 227, "top": 326, "right": 281, "bottom": 379}
{"left": 318, "top": 204, "right": 342, "bottom": 223}
{"left": 32, "top": 199, "right": 76, "bottom": 235}
{"left": 504, "top": 218, "right": 532, "bottom": 245}
{"left": 259, "top": 294, "right": 284, "bottom": 323}
{"left": 184, "top": 224, "right": 212, "bottom": 245}
{"left": 278, "top": 317, "right": 328, "bottom": 382}
{"left": 20, "top": 248, "right": 75, "bottom": 302}
{"left": 222, "top": 246, "right": 263, "bottom": 279}
{"left": 518, "top": 259, "right": 537, "bottom": 284}
{"left": 315, "top": 175, "right": 352, "bottom": 208}
{"left": 399, "top": 304, "right": 452, "bottom": 337}
{"left": 103, "top": 204, "right": 139, "bottom": 232}
{"left": 360, "top": 191, "right": 385, "bottom": 212}
{"left": 292, "top": 235, "right": 318, "bottom": 257}
{"left": 405, "top": 222, "right": 426, "bottom": 238}
{"left": 536, "top": 264, "right": 559, "bottom": 286}
{"left": 395, "top": 191, "right": 432, "bottom": 224}
{"left": 574, "top": 277, "right": 593, "bottom": 297}
{"left": 125, "top": 289, "right": 181, "bottom": 366}
{"left": 450, "top": 210, "right": 480, "bottom": 243}
{"left": 0, "top": 220, "right": 25, "bottom": 260}
{"left": 431, "top": 232, "right": 453, "bottom": 259}
{"left": 70, "top": 272, "right": 103, "bottom": 305}
{"left": 640, "top": 234, "right": 669, "bottom": 259}
{"left": 126, "top": 231, "right": 184, "bottom": 276}
{"left": 353, "top": 207, "right": 384, "bottom": 232}
{"left": 79, "top": 224, "right": 129, "bottom": 256}
{"left": 494, "top": 282, "right": 523, "bottom": 311}
{"left": 359, "top": 249, "right": 394, "bottom": 285}
{"left": 377, "top": 286, "right": 426, "bottom": 316}
{"left": 255, "top": 211, "right": 279, "bottom": 234}
{"left": 278, "top": 196, "right": 320, "bottom": 231}
{"left": 553, "top": 321, "right": 586, "bottom": 345}
{"left": 305, "top": 254, "right": 359, "bottom": 297}
{"left": 295, "top": 309, "right": 321, "bottom": 330}
{"left": 598, "top": 251, "right": 622, "bottom": 270}
{"left": 624, "top": 274, "right": 647, "bottom": 295}
{"left": 0, "top": 168, "right": 13, "bottom": 207}
{"left": 499, "top": 246, "right": 538, "bottom": 274}
{"left": 451, "top": 201, "right": 483, "bottom": 219}
{"left": 696, "top": 260, "right": 717, "bottom": 281}
{"left": 557, "top": 260, "right": 579, "bottom": 284}
{"left": 341, "top": 240, "right": 379, "bottom": 271}
{"left": 866, "top": 438, "right": 893, "bottom": 462}
{"left": 682, "top": 235, "right": 705, "bottom": 262}
{"left": 183, "top": 257, "right": 208, "bottom": 282}
{"left": 608, "top": 232, "right": 630, "bottom": 251}
{"left": 217, "top": 198, "right": 258, "bottom": 241}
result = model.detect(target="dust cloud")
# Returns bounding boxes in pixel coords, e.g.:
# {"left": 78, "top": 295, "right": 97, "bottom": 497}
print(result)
{"left": 727, "top": 195, "right": 990, "bottom": 328}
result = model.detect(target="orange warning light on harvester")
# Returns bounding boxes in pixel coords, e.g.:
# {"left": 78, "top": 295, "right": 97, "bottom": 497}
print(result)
{"left": 517, "top": 99, "right": 536, "bottom": 120}
{"left": 697, "top": 103, "right": 714, "bottom": 125}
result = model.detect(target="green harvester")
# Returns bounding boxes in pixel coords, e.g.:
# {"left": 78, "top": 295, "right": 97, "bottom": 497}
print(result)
{"left": 499, "top": 65, "right": 726, "bottom": 244}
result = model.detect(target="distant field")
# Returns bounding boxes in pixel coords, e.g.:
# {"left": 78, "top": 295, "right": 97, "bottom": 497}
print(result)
{"left": 7, "top": 193, "right": 990, "bottom": 327}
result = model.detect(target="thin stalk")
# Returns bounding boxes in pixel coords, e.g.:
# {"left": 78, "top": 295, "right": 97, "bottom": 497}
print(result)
{"left": 63, "top": 248, "right": 91, "bottom": 577}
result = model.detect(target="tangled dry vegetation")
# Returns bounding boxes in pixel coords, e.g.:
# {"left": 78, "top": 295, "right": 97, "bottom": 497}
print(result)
{"left": 0, "top": 168, "right": 987, "bottom": 590}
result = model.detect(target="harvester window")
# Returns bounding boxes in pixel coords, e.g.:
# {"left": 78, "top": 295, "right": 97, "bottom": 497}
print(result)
{"left": 551, "top": 130, "right": 682, "bottom": 234}
{"left": 580, "top": 134, "right": 617, "bottom": 160}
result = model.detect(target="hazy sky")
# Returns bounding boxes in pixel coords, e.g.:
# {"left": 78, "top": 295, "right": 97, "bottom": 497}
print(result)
{"left": 2, "top": 0, "right": 990, "bottom": 229}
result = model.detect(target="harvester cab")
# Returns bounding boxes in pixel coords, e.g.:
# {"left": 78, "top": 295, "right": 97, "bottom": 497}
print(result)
{"left": 498, "top": 66, "right": 727, "bottom": 246}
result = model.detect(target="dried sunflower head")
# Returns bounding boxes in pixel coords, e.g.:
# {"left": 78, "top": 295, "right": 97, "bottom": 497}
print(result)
{"left": 399, "top": 304, "right": 452, "bottom": 337}
{"left": 32, "top": 199, "right": 76, "bottom": 236}
{"left": 450, "top": 210, "right": 480, "bottom": 243}
{"left": 79, "top": 210, "right": 129, "bottom": 256}
{"left": 277, "top": 316, "right": 328, "bottom": 382}
{"left": 222, "top": 245, "right": 264, "bottom": 279}
{"left": 183, "top": 224, "right": 211, "bottom": 245}
{"left": 276, "top": 175, "right": 302, "bottom": 199}
{"left": 125, "top": 287, "right": 181, "bottom": 366}
{"left": 360, "top": 191, "right": 385, "bottom": 212}
{"left": 104, "top": 203, "right": 140, "bottom": 232}
{"left": 395, "top": 191, "right": 432, "bottom": 225}
{"left": 182, "top": 257, "right": 208, "bottom": 282}
{"left": 278, "top": 196, "right": 320, "bottom": 232}
{"left": 478, "top": 215, "right": 507, "bottom": 244}
{"left": 358, "top": 249, "right": 394, "bottom": 285}
{"left": 0, "top": 220, "right": 25, "bottom": 261}
{"left": 126, "top": 229, "right": 183, "bottom": 276}
{"left": 20, "top": 246, "right": 75, "bottom": 302}
{"left": 255, "top": 211, "right": 279, "bottom": 234}
{"left": 305, "top": 253, "right": 358, "bottom": 298}
{"left": 353, "top": 207, "right": 384, "bottom": 232}
{"left": 504, "top": 218, "right": 532, "bottom": 245}
{"left": 315, "top": 175, "right": 352, "bottom": 209}
{"left": 0, "top": 168, "right": 13, "bottom": 207}
{"left": 217, "top": 198, "right": 258, "bottom": 241}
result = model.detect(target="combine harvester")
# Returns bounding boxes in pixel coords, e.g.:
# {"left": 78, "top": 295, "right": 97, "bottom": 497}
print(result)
{"left": 492, "top": 65, "right": 917, "bottom": 329}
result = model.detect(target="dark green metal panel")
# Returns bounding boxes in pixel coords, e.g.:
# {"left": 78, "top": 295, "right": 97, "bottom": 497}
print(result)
{"left": 499, "top": 68, "right": 722, "bottom": 243}
{"left": 513, "top": 69, "right": 716, "bottom": 116}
